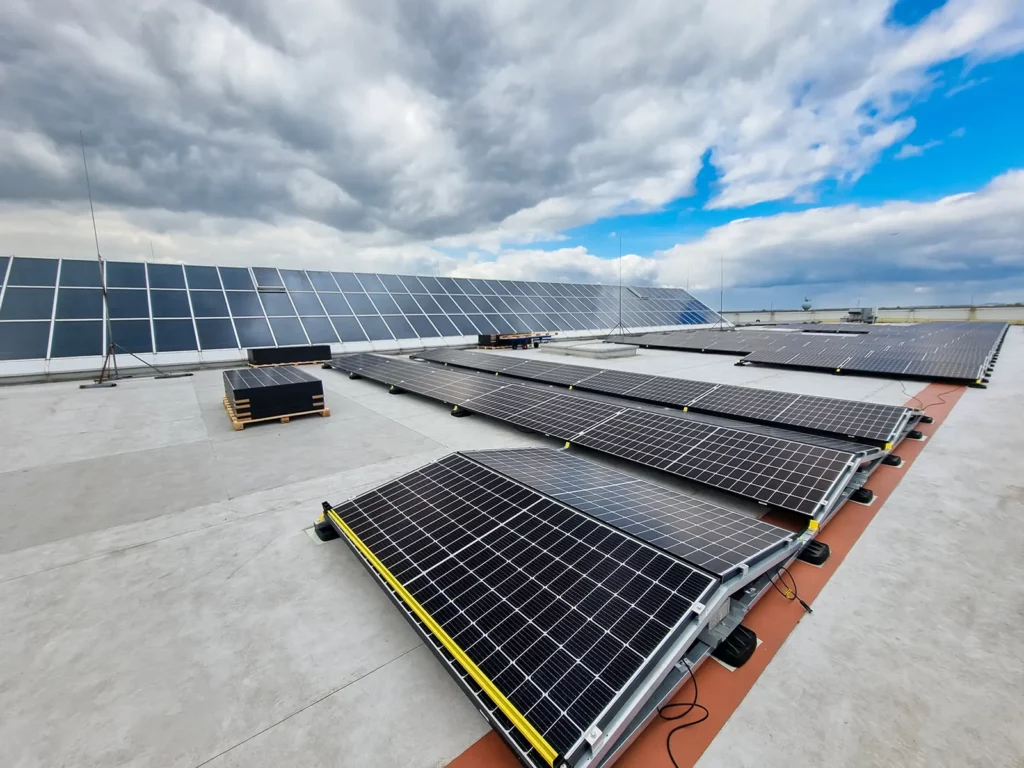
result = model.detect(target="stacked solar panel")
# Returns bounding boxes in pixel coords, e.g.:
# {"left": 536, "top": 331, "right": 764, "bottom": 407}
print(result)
{"left": 223, "top": 366, "right": 325, "bottom": 420}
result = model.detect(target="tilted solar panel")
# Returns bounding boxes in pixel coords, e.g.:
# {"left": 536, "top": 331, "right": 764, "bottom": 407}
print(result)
{"left": 326, "top": 453, "right": 717, "bottom": 764}
{"left": 335, "top": 353, "right": 871, "bottom": 516}
{"left": 412, "top": 348, "right": 916, "bottom": 445}
{"left": 569, "top": 409, "right": 851, "bottom": 516}
{"left": 466, "top": 448, "right": 796, "bottom": 578}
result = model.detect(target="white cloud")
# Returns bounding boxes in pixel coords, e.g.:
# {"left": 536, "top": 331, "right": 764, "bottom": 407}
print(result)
{"left": 946, "top": 77, "right": 992, "bottom": 97}
{"left": 0, "top": 0, "right": 1022, "bottom": 310}
{"left": 0, "top": 0, "right": 1021, "bottom": 254}
{"left": 950, "top": 127, "right": 967, "bottom": 138}
{"left": 657, "top": 169, "right": 1024, "bottom": 304}
{"left": 895, "top": 139, "right": 943, "bottom": 159}
{"left": 452, "top": 248, "right": 659, "bottom": 285}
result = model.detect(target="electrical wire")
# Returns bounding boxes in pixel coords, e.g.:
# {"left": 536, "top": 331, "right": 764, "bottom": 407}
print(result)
{"left": 897, "top": 380, "right": 963, "bottom": 412}
{"left": 771, "top": 564, "right": 813, "bottom": 614}
{"left": 657, "top": 655, "right": 709, "bottom": 768}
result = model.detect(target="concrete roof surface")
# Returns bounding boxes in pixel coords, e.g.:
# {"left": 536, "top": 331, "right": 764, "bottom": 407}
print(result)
{"left": 1, "top": 333, "right": 1021, "bottom": 768}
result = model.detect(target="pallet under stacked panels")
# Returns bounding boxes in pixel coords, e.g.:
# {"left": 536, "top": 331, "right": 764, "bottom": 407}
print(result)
{"left": 222, "top": 366, "right": 328, "bottom": 429}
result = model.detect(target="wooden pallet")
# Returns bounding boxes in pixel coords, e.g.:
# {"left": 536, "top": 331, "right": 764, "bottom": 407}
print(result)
{"left": 222, "top": 396, "right": 330, "bottom": 430}
{"left": 247, "top": 360, "right": 329, "bottom": 369}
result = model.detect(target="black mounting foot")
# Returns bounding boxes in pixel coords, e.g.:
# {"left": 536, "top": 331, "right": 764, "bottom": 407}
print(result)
{"left": 798, "top": 540, "right": 831, "bottom": 566}
{"left": 79, "top": 381, "right": 117, "bottom": 389}
{"left": 314, "top": 503, "right": 340, "bottom": 541}
{"left": 919, "top": 415, "right": 935, "bottom": 424}
{"left": 322, "top": 363, "right": 332, "bottom": 369}
{"left": 348, "top": 372, "right": 362, "bottom": 379}
{"left": 882, "top": 453, "right": 903, "bottom": 466}
{"left": 451, "top": 407, "right": 472, "bottom": 417}
{"left": 907, "top": 429, "right": 925, "bottom": 440}
{"left": 851, "top": 488, "right": 874, "bottom": 504}
{"left": 967, "top": 381, "right": 987, "bottom": 389}
{"left": 711, "top": 624, "right": 758, "bottom": 668}
{"left": 388, "top": 386, "right": 406, "bottom": 395}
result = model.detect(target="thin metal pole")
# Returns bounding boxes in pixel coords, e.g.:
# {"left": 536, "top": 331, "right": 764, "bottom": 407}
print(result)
{"left": 81, "top": 131, "right": 116, "bottom": 368}
{"left": 718, "top": 254, "right": 724, "bottom": 330}
{"left": 81, "top": 132, "right": 102, "bottom": 271}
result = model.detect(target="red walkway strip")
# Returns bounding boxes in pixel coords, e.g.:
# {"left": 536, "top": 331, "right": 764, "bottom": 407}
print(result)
{"left": 448, "top": 383, "right": 964, "bottom": 768}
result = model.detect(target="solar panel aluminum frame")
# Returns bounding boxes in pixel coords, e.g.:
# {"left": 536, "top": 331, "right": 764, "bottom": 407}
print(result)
{"left": 321, "top": 455, "right": 725, "bottom": 768}
{"left": 587, "top": 509, "right": 835, "bottom": 768}
{"left": 589, "top": 527, "right": 811, "bottom": 768}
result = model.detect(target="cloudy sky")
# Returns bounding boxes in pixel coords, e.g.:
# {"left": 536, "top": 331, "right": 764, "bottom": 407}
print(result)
{"left": 2, "top": 0, "right": 1023, "bottom": 308}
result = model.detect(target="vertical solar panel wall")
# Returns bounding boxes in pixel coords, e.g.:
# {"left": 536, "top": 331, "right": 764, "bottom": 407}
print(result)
{"left": 0, "top": 256, "right": 722, "bottom": 376}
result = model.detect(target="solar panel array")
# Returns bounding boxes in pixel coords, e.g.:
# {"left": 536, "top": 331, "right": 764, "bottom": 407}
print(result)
{"left": 466, "top": 448, "right": 796, "bottom": 578}
{"left": 329, "top": 452, "right": 718, "bottom": 763}
{"left": 0, "top": 256, "right": 719, "bottom": 363}
{"left": 620, "top": 322, "right": 1008, "bottom": 383}
{"left": 411, "top": 348, "right": 918, "bottom": 445}
{"left": 337, "top": 353, "right": 874, "bottom": 516}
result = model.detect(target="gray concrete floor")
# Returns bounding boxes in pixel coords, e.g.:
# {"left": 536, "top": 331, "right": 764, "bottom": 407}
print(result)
{"left": 0, "top": 338, "right": 1020, "bottom": 768}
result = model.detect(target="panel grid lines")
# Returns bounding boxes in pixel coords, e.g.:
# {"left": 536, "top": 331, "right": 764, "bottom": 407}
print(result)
{"left": 0, "top": 257, "right": 724, "bottom": 362}
{"left": 413, "top": 348, "right": 915, "bottom": 443}
{"left": 466, "top": 448, "right": 794, "bottom": 577}
{"left": 338, "top": 353, "right": 861, "bottom": 515}
{"left": 333, "top": 453, "right": 716, "bottom": 757}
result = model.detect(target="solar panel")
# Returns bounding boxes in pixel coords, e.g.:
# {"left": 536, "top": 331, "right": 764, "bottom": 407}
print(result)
{"left": 622, "top": 321, "right": 1007, "bottom": 384}
{"left": 326, "top": 453, "right": 717, "bottom": 764}
{"left": 223, "top": 365, "right": 325, "bottom": 420}
{"left": 571, "top": 370, "right": 657, "bottom": 396}
{"left": 412, "top": 348, "right": 916, "bottom": 445}
{"left": 618, "top": 376, "right": 719, "bottom": 408}
{"left": 0, "top": 257, "right": 724, "bottom": 371}
{"left": 335, "top": 353, "right": 873, "bottom": 516}
{"left": 466, "top": 448, "right": 796, "bottom": 578}
{"left": 571, "top": 410, "right": 852, "bottom": 516}
{"left": 688, "top": 384, "right": 798, "bottom": 420}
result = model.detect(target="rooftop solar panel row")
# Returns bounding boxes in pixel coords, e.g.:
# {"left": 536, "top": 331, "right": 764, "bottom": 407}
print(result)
{"left": 620, "top": 322, "right": 1007, "bottom": 383}
{"left": 411, "top": 348, "right": 918, "bottom": 445}
{"left": 337, "top": 353, "right": 877, "bottom": 516}
{"left": 0, "top": 257, "right": 721, "bottom": 366}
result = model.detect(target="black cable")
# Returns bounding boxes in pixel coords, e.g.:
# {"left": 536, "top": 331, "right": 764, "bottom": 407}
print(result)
{"left": 898, "top": 380, "right": 963, "bottom": 412}
{"left": 771, "top": 564, "right": 813, "bottom": 614}
{"left": 657, "top": 655, "right": 709, "bottom": 768}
